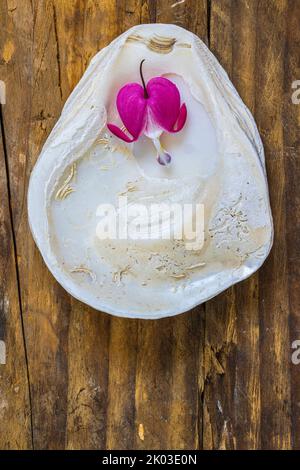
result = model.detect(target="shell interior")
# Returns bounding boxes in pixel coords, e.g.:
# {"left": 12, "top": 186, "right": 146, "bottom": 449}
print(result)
{"left": 28, "top": 24, "right": 273, "bottom": 319}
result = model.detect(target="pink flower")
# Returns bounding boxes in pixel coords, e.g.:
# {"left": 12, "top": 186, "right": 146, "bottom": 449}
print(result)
{"left": 107, "top": 60, "right": 187, "bottom": 165}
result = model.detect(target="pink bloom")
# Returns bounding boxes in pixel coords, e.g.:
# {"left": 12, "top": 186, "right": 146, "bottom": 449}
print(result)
{"left": 107, "top": 60, "right": 187, "bottom": 165}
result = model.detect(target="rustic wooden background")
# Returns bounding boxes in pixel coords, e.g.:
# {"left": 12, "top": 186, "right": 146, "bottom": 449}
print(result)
{"left": 0, "top": 0, "right": 299, "bottom": 450}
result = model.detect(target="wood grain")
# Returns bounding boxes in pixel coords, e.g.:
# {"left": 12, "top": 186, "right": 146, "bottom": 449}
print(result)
{"left": 255, "top": 0, "right": 292, "bottom": 450}
{"left": 0, "top": 108, "right": 32, "bottom": 448}
{"left": 0, "top": 0, "right": 299, "bottom": 450}
{"left": 285, "top": 0, "right": 300, "bottom": 449}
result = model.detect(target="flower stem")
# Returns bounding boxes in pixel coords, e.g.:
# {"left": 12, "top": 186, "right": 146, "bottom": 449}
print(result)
{"left": 140, "top": 59, "right": 148, "bottom": 99}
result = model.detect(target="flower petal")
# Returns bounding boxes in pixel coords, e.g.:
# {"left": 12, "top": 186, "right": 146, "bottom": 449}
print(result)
{"left": 116, "top": 83, "right": 147, "bottom": 139}
{"left": 147, "top": 77, "right": 181, "bottom": 133}
{"left": 107, "top": 123, "right": 136, "bottom": 142}
{"left": 170, "top": 103, "right": 187, "bottom": 133}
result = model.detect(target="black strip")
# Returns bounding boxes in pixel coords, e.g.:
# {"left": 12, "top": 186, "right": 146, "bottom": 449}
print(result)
{"left": 0, "top": 450, "right": 299, "bottom": 463}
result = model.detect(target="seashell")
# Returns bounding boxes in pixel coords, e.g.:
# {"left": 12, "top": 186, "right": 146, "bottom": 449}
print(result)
{"left": 28, "top": 24, "right": 273, "bottom": 319}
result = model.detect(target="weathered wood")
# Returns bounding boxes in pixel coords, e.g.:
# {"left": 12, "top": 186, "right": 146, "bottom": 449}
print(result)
{"left": 1, "top": 0, "right": 71, "bottom": 449}
{"left": 285, "top": 0, "right": 300, "bottom": 450}
{"left": 0, "top": 0, "right": 299, "bottom": 450}
{"left": 132, "top": 311, "right": 204, "bottom": 450}
{"left": 156, "top": 0, "right": 208, "bottom": 44}
{"left": 254, "top": 0, "right": 292, "bottom": 450}
{"left": 203, "top": 0, "right": 299, "bottom": 450}
{"left": 0, "top": 110, "right": 32, "bottom": 448}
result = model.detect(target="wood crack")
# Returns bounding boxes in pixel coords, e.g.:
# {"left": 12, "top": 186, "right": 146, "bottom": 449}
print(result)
{"left": 198, "top": 0, "right": 212, "bottom": 450}
{"left": 52, "top": 3, "right": 63, "bottom": 100}
{"left": 207, "top": 0, "right": 211, "bottom": 47}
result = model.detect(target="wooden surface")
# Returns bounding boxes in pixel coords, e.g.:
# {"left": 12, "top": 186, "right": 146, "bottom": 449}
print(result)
{"left": 0, "top": 0, "right": 299, "bottom": 450}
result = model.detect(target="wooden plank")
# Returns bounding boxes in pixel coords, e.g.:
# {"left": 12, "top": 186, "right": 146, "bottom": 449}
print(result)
{"left": 254, "top": 0, "right": 292, "bottom": 450}
{"left": 285, "top": 0, "right": 300, "bottom": 450}
{"left": 132, "top": 311, "right": 204, "bottom": 450}
{"left": 0, "top": 110, "right": 32, "bottom": 447}
{"left": 106, "top": 318, "right": 138, "bottom": 450}
{"left": 203, "top": 0, "right": 297, "bottom": 449}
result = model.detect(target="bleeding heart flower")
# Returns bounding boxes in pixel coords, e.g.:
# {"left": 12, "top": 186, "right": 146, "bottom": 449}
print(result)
{"left": 107, "top": 60, "right": 187, "bottom": 166}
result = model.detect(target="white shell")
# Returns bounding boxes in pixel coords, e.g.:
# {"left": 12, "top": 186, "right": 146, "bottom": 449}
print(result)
{"left": 28, "top": 24, "right": 273, "bottom": 319}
